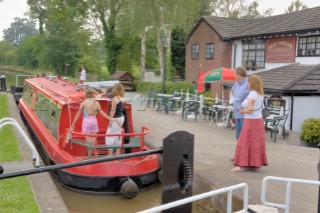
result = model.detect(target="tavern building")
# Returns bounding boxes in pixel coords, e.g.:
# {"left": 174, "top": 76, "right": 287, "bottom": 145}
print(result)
{"left": 185, "top": 6, "right": 320, "bottom": 132}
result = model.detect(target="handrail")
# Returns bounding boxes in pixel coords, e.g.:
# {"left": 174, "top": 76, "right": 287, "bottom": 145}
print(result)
{"left": 261, "top": 176, "right": 320, "bottom": 213}
{"left": 60, "top": 126, "right": 150, "bottom": 153}
{"left": 138, "top": 183, "right": 248, "bottom": 213}
{"left": 0, "top": 118, "right": 40, "bottom": 167}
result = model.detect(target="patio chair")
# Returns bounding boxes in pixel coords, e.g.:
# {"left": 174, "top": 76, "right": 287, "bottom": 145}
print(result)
{"left": 182, "top": 100, "right": 200, "bottom": 122}
{"left": 266, "top": 113, "right": 289, "bottom": 143}
{"left": 146, "top": 91, "right": 156, "bottom": 108}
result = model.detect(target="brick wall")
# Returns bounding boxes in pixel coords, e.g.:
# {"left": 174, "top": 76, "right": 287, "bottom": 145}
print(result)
{"left": 185, "top": 21, "right": 232, "bottom": 100}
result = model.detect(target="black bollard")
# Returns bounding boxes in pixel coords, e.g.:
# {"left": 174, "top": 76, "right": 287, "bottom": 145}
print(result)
{"left": 161, "top": 131, "right": 194, "bottom": 213}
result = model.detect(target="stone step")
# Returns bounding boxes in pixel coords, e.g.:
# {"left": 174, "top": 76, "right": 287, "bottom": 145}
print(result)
{"left": 235, "top": 204, "right": 278, "bottom": 213}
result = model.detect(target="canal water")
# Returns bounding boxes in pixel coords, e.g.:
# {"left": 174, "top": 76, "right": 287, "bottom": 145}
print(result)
{"left": 4, "top": 69, "right": 207, "bottom": 213}
{"left": 55, "top": 181, "right": 206, "bottom": 213}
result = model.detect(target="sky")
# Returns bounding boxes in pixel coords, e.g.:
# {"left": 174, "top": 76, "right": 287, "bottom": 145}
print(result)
{"left": 0, "top": 0, "right": 320, "bottom": 39}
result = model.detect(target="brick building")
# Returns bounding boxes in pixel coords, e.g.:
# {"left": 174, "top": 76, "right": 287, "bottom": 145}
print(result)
{"left": 185, "top": 7, "right": 320, "bottom": 131}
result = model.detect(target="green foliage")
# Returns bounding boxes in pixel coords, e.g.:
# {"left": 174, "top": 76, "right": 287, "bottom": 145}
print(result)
{"left": 76, "top": 55, "right": 102, "bottom": 74}
{"left": 0, "top": 177, "right": 40, "bottom": 212}
{"left": 97, "top": 65, "right": 110, "bottom": 81}
{"left": 0, "top": 95, "right": 21, "bottom": 161}
{"left": 300, "top": 118, "right": 320, "bottom": 144}
{"left": 4, "top": 50, "right": 16, "bottom": 66}
{"left": 212, "top": 0, "right": 273, "bottom": 18}
{"left": 201, "top": 91, "right": 215, "bottom": 104}
{"left": 0, "top": 95, "right": 39, "bottom": 212}
{"left": 286, "top": 0, "right": 308, "bottom": 13}
{"left": 16, "top": 35, "right": 40, "bottom": 68}
{"left": 171, "top": 28, "right": 186, "bottom": 74}
{"left": 0, "top": 41, "right": 16, "bottom": 65}
{"left": 135, "top": 80, "right": 194, "bottom": 94}
{"left": 3, "top": 17, "right": 38, "bottom": 46}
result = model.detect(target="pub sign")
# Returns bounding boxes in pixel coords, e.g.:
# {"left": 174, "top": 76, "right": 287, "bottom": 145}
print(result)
{"left": 266, "top": 37, "right": 296, "bottom": 63}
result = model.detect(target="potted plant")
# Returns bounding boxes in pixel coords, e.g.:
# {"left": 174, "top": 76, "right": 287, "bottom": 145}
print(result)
{"left": 299, "top": 118, "right": 320, "bottom": 148}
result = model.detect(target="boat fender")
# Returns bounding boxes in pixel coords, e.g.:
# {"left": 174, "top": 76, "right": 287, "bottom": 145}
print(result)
{"left": 119, "top": 178, "right": 139, "bottom": 199}
{"left": 0, "top": 165, "right": 4, "bottom": 174}
{"left": 178, "top": 158, "right": 192, "bottom": 193}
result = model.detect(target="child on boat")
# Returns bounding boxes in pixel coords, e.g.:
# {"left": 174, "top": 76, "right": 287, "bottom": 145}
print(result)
{"left": 71, "top": 88, "right": 115, "bottom": 158}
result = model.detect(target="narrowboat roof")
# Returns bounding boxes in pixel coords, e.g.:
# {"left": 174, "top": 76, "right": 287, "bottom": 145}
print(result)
{"left": 26, "top": 77, "right": 95, "bottom": 104}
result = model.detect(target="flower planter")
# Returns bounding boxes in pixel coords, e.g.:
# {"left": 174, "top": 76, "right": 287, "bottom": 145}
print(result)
{"left": 298, "top": 140, "right": 319, "bottom": 148}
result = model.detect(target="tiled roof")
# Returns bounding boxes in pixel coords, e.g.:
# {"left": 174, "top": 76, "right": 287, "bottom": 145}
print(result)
{"left": 256, "top": 64, "right": 320, "bottom": 93}
{"left": 224, "top": 64, "right": 320, "bottom": 94}
{"left": 201, "top": 6, "right": 320, "bottom": 40}
{"left": 109, "top": 71, "right": 134, "bottom": 81}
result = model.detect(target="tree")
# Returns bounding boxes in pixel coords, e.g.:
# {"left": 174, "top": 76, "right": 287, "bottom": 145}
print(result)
{"left": 3, "top": 18, "right": 38, "bottom": 46}
{"left": 85, "top": 0, "right": 125, "bottom": 75}
{"left": 171, "top": 28, "right": 186, "bottom": 77}
{"left": 285, "top": 0, "right": 308, "bottom": 13}
{"left": 242, "top": 1, "right": 273, "bottom": 18}
{"left": 124, "top": 0, "right": 201, "bottom": 83}
{"left": 210, "top": 0, "right": 272, "bottom": 18}
{"left": 27, "top": 0, "right": 48, "bottom": 35}
{"left": 0, "top": 41, "right": 16, "bottom": 65}
{"left": 16, "top": 35, "right": 40, "bottom": 68}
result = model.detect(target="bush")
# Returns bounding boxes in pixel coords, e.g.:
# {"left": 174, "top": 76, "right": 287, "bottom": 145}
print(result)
{"left": 300, "top": 118, "right": 320, "bottom": 144}
{"left": 135, "top": 80, "right": 194, "bottom": 95}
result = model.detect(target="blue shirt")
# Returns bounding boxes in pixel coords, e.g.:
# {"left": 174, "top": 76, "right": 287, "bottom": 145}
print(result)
{"left": 231, "top": 77, "right": 250, "bottom": 118}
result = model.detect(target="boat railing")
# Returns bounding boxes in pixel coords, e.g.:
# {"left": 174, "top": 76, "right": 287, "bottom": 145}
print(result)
{"left": 0, "top": 117, "right": 41, "bottom": 167}
{"left": 261, "top": 176, "right": 320, "bottom": 213}
{"left": 138, "top": 183, "right": 248, "bottom": 213}
{"left": 61, "top": 126, "right": 150, "bottom": 158}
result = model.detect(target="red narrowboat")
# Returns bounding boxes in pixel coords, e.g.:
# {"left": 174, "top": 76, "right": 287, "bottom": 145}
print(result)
{"left": 18, "top": 76, "right": 160, "bottom": 197}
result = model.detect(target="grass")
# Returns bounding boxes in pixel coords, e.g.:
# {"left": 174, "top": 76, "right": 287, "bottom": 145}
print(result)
{"left": 0, "top": 94, "right": 40, "bottom": 212}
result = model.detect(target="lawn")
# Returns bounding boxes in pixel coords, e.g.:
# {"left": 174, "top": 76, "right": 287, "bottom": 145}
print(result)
{"left": 0, "top": 94, "right": 39, "bottom": 212}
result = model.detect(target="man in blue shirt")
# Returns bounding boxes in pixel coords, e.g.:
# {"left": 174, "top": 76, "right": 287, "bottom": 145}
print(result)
{"left": 230, "top": 66, "right": 250, "bottom": 160}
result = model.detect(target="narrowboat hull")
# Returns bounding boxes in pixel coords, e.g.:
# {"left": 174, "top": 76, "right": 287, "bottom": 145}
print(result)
{"left": 18, "top": 77, "right": 160, "bottom": 195}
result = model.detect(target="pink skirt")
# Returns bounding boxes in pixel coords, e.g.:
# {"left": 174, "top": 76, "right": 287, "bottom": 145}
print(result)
{"left": 233, "top": 117, "right": 268, "bottom": 169}
{"left": 82, "top": 115, "right": 99, "bottom": 134}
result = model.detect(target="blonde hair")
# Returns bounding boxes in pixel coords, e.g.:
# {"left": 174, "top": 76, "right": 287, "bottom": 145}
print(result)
{"left": 85, "top": 88, "right": 95, "bottom": 98}
{"left": 248, "top": 75, "right": 264, "bottom": 95}
{"left": 112, "top": 83, "right": 125, "bottom": 97}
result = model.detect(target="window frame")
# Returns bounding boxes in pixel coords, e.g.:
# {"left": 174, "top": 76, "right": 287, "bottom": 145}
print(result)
{"left": 205, "top": 43, "right": 214, "bottom": 59}
{"left": 297, "top": 35, "right": 320, "bottom": 57}
{"left": 191, "top": 44, "right": 199, "bottom": 60}
{"left": 242, "top": 39, "right": 265, "bottom": 69}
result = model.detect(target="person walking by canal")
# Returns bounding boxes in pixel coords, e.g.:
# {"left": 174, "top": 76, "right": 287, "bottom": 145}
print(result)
{"left": 71, "top": 88, "right": 115, "bottom": 158}
{"left": 230, "top": 66, "right": 250, "bottom": 161}
{"left": 0, "top": 73, "right": 6, "bottom": 92}
{"left": 105, "top": 83, "right": 126, "bottom": 156}
{"left": 231, "top": 75, "right": 268, "bottom": 172}
{"left": 79, "top": 64, "right": 86, "bottom": 83}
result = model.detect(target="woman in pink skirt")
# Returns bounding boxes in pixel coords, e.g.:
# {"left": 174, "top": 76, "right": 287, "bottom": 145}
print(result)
{"left": 71, "top": 88, "right": 115, "bottom": 158}
{"left": 231, "top": 75, "right": 268, "bottom": 172}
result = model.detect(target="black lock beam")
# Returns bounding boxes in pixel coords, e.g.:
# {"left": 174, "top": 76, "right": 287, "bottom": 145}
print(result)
{"left": 161, "top": 131, "right": 194, "bottom": 213}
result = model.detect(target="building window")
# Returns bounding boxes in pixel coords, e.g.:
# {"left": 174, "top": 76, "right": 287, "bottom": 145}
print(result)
{"left": 205, "top": 43, "right": 214, "bottom": 59}
{"left": 242, "top": 40, "right": 265, "bottom": 69}
{"left": 191, "top": 44, "right": 199, "bottom": 59}
{"left": 298, "top": 36, "right": 320, "bottom": 56}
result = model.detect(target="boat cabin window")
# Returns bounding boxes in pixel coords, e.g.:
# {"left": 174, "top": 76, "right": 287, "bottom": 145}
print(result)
{"left": 34, "top": 92, "right": 61, "bottom": 140}
{"left": 22, "top": 84, "right": 34, "bottom": 107}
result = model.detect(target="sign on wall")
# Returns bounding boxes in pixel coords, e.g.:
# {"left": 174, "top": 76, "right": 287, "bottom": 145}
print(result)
{"left": 266, "top": 37, "right": 296, "bottom": 63}
{"left": 267, "top": 95, "right": 286, "bottom": 115}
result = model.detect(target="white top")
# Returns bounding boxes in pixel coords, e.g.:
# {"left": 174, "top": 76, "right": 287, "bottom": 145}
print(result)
{"left": 80, "top": 68, "right": 86, "bottom": 81}
{"left": 241, "top": 91, "right": 263, "bottom": 119}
